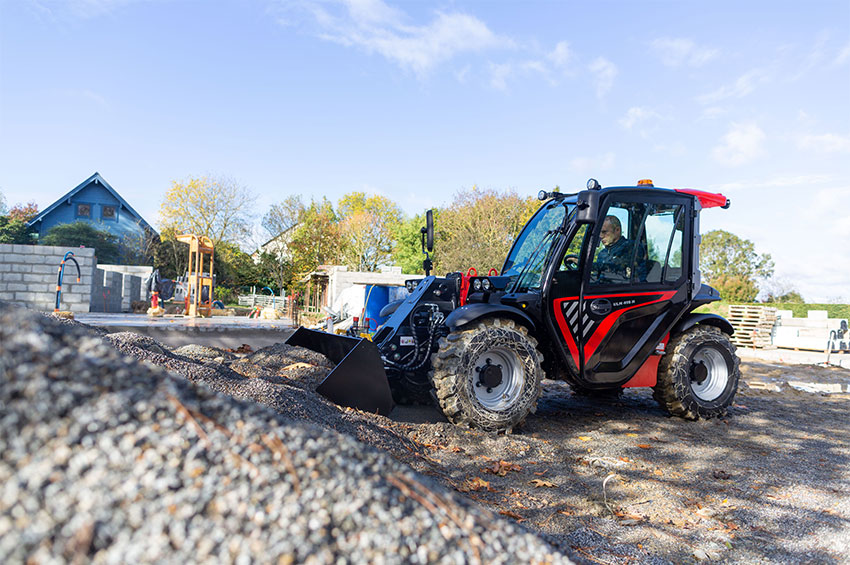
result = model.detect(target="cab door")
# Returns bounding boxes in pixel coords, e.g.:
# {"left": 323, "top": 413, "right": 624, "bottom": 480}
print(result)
{"left": 555, "top": 192, "right": 694, "bottom": 386}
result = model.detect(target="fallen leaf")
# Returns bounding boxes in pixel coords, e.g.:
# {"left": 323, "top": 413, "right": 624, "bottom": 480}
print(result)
{"left": 499, "top": 510, "right": 524, "bottom": 521}
{"left": 460, "top": 477, "right": 493, "bottom": 492}
{"left": 282, "top": 362, "right": 315, "bottom": 371}
{"left": 626, "top": 433, "right": 639, "bottom": 437}
{"left": 558, "top": 509, "right": 574, "bottom": 516}
{"left": 483, "top": 460, "right": 522, "bottom": 476}
{"left": 713, "top": 469, "right": 732, "bottom": 480}
{"left": 533, "top": 470, "right": 549, "bottom": 476}
{"left": 637, "top": 444, "right": 652, "bottom": 449}
{"left": 529, "top": 479, "right": 556, "bottom": 488}
{"left": 653, "top": 469, "right": 663, "bottom": 476}
{"left": 578, "top": 436, "right": 592, "bottom": 442}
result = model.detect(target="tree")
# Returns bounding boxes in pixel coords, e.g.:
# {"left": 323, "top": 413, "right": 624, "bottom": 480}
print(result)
{"left": 152, "top": 227, "right": 189, "bottom": 279}
{"left": 287, "top": 198, "right": 342, "bottom": 286}
{"left": 8, "top": 201, "right": 39, "bottom": 222}
{"left": 262, "top": 195, "right": 305, "bottom": 239}
{"left": 0, "top": 216, "right": 36, "bottom": 244}
{"left": 159, "top": 175, "right": 256, "bottom": 247}
{"left": 0, "top": 190, "right": 6, "bottom": 215}
{"left": 40, "top": 222, "right": 120, "bottom": 264}
{"left": 214, "top": 241, "right": 259, "bottom": 288}
{"left": 391, "top": 212, "right": 438, "bottom": 275}
{"left": 700, "top": 230, "right": 774, "bottom": 302}
{"left": 434, "top": 186, "right": 539, "bottom": 274}
{"left": 337, "top": 192, "right": 403, "bottom": 272}
{"left": 762, "top": 278, "right": 805, "bottom": 303}
{"left": 258, "top": 195, "right": 305, "bottom": 292}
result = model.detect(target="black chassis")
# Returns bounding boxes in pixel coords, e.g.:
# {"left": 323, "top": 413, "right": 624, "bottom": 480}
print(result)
{"left": 372, "top": 185, "right": 733, "bottom": 394}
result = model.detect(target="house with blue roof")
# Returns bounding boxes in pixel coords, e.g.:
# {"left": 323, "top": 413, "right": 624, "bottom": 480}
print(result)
{"left": 27, "top": 172, "right": 158, "bottom": 263}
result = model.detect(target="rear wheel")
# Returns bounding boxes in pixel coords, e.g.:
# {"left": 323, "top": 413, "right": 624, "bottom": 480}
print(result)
{"left": 653, "top": 325, "right": 739, "bottom": 419}
{"left": 430, "top": 318, "right": 543, "bottom": 432}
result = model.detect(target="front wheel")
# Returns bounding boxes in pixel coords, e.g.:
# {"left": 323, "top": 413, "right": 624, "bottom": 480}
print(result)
{"left": 653, "top": 325, "right": 740, "bottom": 419}
{"left": 430, "top": 318, "right": 543, "bottom": 432}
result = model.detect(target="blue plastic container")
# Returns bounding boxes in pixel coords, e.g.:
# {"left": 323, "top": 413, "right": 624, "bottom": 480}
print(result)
{"left": 363, "top": 285, "right": 391, "bottom": 330}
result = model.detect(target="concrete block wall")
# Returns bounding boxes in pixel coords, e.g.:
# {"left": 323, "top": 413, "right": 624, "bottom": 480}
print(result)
{"left": 0, "top": 244, "right": 96, "bottom": 312}
{"left": 90, "top": 269, "right": 124, "bottom": 313}
{"left": 99, "top": 264, "right": 153, "bottom": 301}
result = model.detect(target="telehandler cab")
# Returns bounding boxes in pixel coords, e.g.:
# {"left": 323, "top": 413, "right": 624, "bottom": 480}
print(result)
{"left": 288, "top": 179, "right": 740, "bottom": 432}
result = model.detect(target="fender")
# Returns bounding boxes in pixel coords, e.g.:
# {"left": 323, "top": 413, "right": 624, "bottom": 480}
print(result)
{"left": 379, "top": 298, "right": 405, "bottom": 318}
{"left": 445, "top": 303, "right": 536, "bottom": 332}
{"left": 673, "top": 313, "right": 734, "bottom": 336}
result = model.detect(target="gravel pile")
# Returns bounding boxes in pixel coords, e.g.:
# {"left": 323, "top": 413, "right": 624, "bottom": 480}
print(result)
{"left": 0, "top": 304, "right": 572, "bottom": 564}
{"left": 229, "top": 343, "right": 335, "bottom": 391}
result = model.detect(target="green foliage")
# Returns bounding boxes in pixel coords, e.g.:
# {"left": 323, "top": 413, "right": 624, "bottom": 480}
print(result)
{"left": 262, "top": 195, "right": 305, "bottom": 238}
{"left": 337, "top": 192, "right": 403, "bottom": 272}
{"left": 391, "top": 213, "right": 437, "bottom": 274}
{"left": 40, "top": 222, "right": 119, "bottom": 263}
{"left": 434, "top": 186, "right": 539, "bottom": 274}
{"left": 0, "top": 216, "right": 37, "bottom": 244}
{"left": 256, "top": 251, "right": 292, "bottom": 293}
{"left": 700, "top": 230, "right": 774, "bottom": 298}
{"left": 287, "top": 198, "right": 342, "bottom": 288}
{"left": 214, "top": 241, "right": 258, "bottom": 287}
{"left": 709, "top": 274, "right": 760, "bottom": 302}
{"left": 213, "top": 286, "right": 237, "bottom": 304}
{"left": 152, "top": 227, "right": 189, "bottom": 279}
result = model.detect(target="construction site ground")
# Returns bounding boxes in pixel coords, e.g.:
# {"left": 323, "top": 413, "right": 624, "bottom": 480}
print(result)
{"left": 25, "top": 313, "right": 850, "bottom": 563}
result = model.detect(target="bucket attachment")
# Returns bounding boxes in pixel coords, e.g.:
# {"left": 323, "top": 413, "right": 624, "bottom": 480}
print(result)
{"left": 285, "top": 327, "right": 394, "bottom": 416}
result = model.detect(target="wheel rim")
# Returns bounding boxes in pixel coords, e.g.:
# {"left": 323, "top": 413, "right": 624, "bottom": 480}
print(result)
{"left": 470, "top": 347, "right": 525, "bottom": 411}
{"left": 690, "top": 346, "right": 729, "bottom": 401}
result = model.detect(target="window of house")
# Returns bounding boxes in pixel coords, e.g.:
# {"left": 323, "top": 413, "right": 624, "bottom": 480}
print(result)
{"left": 102, "top": 205, "right": 116, "bottom": 220}
{"left": 76, "top": 203, "right": 91, "bottom": 218}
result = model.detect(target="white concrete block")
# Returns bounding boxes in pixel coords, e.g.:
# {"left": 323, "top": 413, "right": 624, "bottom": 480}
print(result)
{"left": 808, "top": 310, "right": 828, "bottom": 320}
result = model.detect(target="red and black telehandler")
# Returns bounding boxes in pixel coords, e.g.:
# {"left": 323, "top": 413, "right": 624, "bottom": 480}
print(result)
{"left": 288, "top": 179, "right": 740, "bottom": 432}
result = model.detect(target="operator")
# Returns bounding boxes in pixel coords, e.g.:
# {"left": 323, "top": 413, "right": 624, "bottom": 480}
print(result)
{"left": 594, "top": 215, "right": 633, "bottom": 282}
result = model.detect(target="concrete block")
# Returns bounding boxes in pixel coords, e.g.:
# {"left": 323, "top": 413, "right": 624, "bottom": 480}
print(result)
{"left": 808, "top": 310, "right": 828, "bottom": 320}
{"left": 23, "top": 273, "right": 46, "bottom": 283}
{"left": 12, "top": 245, "right": 32, "bottom": 253}
{"left": 1, "top": 272, "right": 23, "bottom": 282}
{"left": 12, "top": 264, "right": 32, "bottom": 273}
{"left": 7, "top": 283, "right": 26, "bottom": 292}
{"left": 31, "top": 264, "right": 56, "bottom": 274}
{"left": 14, "top": 291, "right": 38, "bottom": 301}
{"left": 63, "top": 293, "right": 83, "bottom": 303}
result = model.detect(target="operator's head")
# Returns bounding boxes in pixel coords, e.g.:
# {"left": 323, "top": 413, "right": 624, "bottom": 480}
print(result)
{"left": 600, "top": 216, "right": 622, "bottom": 247}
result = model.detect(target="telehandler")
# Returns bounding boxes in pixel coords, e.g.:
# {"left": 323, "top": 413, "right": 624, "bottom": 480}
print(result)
{"left": 288, "top": 179, "right": 740, "bottom": 432}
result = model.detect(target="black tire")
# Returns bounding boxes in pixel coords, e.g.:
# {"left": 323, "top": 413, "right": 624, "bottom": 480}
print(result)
{"left": 653, "top": 325, "right": 740, "bottom": 420}
{"left": 430, "top": 318, "right": 543, "bottom": 432}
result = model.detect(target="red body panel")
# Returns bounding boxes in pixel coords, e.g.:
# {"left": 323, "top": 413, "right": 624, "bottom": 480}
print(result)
{"left": 675, "top": 188, "right": 728, "bottom": 209}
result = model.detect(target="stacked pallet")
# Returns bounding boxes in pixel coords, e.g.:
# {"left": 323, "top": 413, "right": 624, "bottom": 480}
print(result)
{"left": 728, "top": 305, "right": 777, "bottom": 349}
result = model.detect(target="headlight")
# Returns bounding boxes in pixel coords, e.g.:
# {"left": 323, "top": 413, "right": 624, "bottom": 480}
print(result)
{"left": 406, "top": 280, "right": 418, "bottom": 293}
{"left": 472, "top": 279, "right": 482, "bottom": 291}
{"left": 481, "top": 278, "right": 491, "bottom": 291}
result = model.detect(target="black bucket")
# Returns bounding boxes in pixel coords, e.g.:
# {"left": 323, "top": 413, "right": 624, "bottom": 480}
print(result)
{"left": 286, "top": 327, "right": 394, "bottom": 416}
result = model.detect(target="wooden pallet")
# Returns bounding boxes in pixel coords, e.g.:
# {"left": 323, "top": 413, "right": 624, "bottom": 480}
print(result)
{"left": 728, "top": 305, "right": 777, "bottom": 348}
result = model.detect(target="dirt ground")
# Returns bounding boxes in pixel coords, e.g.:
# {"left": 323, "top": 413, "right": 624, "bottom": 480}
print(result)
{"left": 375, "top": 361, "right": 850, "bottom": 564}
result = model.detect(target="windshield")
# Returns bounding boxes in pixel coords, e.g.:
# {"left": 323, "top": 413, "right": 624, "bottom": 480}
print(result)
{"left": 502, "top": 200, "right": 572, "bottom": 291}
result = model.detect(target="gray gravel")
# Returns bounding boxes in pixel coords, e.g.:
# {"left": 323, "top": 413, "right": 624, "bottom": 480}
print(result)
{"left": 0, "top": 302, "right": 573, "bottom": 564}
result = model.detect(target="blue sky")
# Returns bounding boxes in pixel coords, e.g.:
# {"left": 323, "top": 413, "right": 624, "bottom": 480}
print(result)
{"left": 1, "top": 0, "right": 848, "bottom": 301}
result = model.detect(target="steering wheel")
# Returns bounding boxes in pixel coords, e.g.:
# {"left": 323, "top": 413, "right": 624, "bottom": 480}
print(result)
{"left": 563, "top": 254, "right": 580, "bottom": 271}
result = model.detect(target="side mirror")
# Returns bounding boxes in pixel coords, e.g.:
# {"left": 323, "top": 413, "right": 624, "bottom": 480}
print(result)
{"left": 421, "top": 209, "right": 434, "bottom": 252}
{"left": 575, "top": 190, "right": 600, "bottom": 224}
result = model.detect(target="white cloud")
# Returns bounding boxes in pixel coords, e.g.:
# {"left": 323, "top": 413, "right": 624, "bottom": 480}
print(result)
{"left": 588, "top": 57, "right": 617, "bottom": 98}
{"left": 797, "top": 133, "right": 850, "bottom": 153}
{"left": 488, "top": 62, "right": 513, "bottom": 90}
{"left": 836, "top": 41, "right": 850, "bottom": 65}
{"left": 619, "top": 107, "right": 661, "bottom": 130}
{"left": 708, "top": 174, "right": 832, "bottom": 192}
{"left": 651, "top": 38, "right": 718, "bottom": 67}
{"left": 712, "top": 122, "right": 766, "bottom": 166}
{"left": 697, "top": 69, "right": 767, "bottom": 104}
{"left": 569, "top": 152, "right": 615, "bottom": 174}
{"left": 548, "top": 41, "right": 573, "bottom": 70}
{"left": 278, "top": 0, "right": 508, "bottom": 77}
{"left": 29, "top": 0, "right": 140, "bottom": 19}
